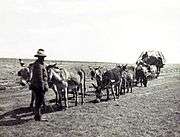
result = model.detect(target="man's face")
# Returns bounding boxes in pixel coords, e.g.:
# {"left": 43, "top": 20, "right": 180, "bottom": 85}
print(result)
{"left": 38, "top": 56, "right": 45, "bottom": 62}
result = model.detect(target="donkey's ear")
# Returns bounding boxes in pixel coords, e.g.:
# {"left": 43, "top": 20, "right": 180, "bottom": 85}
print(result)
{"left": 52, "top": 63, "right": 57, "bottom": 67}
{"left": 46, "top": 65, "right": 50, "bottom": 70}
{"left": 94, "top": 66, "right": 101, "bottom": 70}
{"left": 92, "top": 83, "right": 98, "bottom": 89}
{"left": 19, "top": 59, "right": 26, "bottom": 67}
{"left": 88, "top": 66, "right": 93, "bottom": 70}
{"left": 47, "top": 63, "right": 57, "bottom": 69}
{"left": 46, "top": 64, "right": 53, "bottom": 70}
{"left": 116, "top": 64, "right": 121, "bottom": 68}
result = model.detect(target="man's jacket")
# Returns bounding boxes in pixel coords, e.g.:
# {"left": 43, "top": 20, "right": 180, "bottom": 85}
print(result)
{"left": 30, "top": 60, "right": 48, "bottom": 91}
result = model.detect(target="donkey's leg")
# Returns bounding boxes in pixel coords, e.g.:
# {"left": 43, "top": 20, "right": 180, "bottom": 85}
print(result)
{"left": 107, "top": 88, "right": 110, "bottom": 100}
{"left": 70, "top": 86, "right": 78, "bottom": 106}
{"left": 58, "top": 89, "right": 63, "bottom": 109}
{"left": 80, "top": 84, "right": 84, "bottom": 105}
{"left": 119, "top": 80, "right": 123, "bottom": 95}
{"left": 157, "top": 67, "right": 160, "bottom": 77}
{"left": 130, "top": 81, "right": 133, "bottom": 93}
{"left": 126, "top": 80, "right": 129, "bottom": 93}
{"left": 115, "top": 84, "right": 119, "bottom": 97}
{"left": 84, "top": 83, "right": 86, "bottom": 98}
{"left": 136, "top": 76, "right": 141, "bottom": 87}
{"left": 72, "top": 90, "right": 75, "bottom": 99}
{"left": 72, "top": 86, "right": 79, "bottom": 106}
{"left": 140, "top": 78, "right": 143, "bottom": 87}
{"left": 143, "top": 77, "right": 147, "bottom": 87}
{"left": 117, "top": 84, "right": 120, "bottom": 98}
{"left": 52, "top": 85, "right": 58, "bottom": 105}
{"left": 123, "top": 81, "right": 126, "bottom": 95}
{"left": 123, "top": 79, "right": 126, "bottom": 94}
{"left": 83, "top": 80, "right": 86, "bottom": 98}
{"left": 123, "top": 87, "right": 126, "bottom": 95}
{"left": 120, "top": 87, "right": 122, "bottom": 95}
{"left": 64, "top": 87, "right": 68, "bottom": 109}
{"left": 111, "top": 85, "right": 116, "bottom": 101}
{"left": 115, "top": 85, "right": 118, "bottom": 97}
{"left": 76, "top": 88, "right": 78, "bottom": 106}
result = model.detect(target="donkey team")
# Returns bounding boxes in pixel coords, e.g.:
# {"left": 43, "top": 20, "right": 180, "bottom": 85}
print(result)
{"left": 18, "top": 49, "right": 156, "bottom": 121}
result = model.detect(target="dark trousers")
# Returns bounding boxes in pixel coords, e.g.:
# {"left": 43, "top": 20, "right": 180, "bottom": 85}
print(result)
{"left": 34, "top": 89, "right": 45, "bottom": 121}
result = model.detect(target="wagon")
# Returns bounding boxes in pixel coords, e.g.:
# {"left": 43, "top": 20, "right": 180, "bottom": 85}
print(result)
{"left": 136, "top": 50, "right": 166, "bottom": 78}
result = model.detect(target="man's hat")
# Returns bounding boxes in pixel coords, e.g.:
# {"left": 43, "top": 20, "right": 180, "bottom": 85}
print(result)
{"left": 34, "top": 49, "right": 47, "bottom": 57}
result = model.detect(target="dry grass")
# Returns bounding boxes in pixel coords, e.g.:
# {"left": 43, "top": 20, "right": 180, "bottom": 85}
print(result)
{"left": 0, "top": 58, "right": 180, "bottom": 137}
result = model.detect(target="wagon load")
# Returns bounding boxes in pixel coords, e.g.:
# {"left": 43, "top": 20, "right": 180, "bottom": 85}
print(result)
{"left": 136, "top": 50, "right": 166, "bottom": 78}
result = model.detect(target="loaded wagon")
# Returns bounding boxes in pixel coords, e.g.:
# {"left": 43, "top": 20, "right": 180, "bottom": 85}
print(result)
{"left": 136, "top": 50, "right": 166, "bottom": 79}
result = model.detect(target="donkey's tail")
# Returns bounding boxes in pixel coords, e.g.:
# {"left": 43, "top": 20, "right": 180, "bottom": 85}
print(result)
{"left": 80, "top": 69, "right": 86, "bottom": 97}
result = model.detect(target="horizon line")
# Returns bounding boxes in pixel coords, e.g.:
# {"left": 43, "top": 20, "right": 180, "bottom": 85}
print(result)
{"left": 0, "top": 57, "right": 179, "bottom": 65}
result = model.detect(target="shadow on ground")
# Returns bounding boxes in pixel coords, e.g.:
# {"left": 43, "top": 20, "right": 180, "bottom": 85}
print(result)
{"left": 0, "top": 104, "right": 63, "bottom": 126}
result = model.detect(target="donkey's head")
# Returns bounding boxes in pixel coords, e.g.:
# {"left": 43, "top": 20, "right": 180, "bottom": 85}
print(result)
{"left": 89, "top": 66, "right": 103, "bottom": 81}
{"left": 18, "top": 63, "right": 34, "bottom": 86}
{"left": 46, "top": 63, "right": 66, "bottom": 84}
{"left": 46, "top": 63, "right": 57, "bottom": 81}
{"left": 91, "top": 83, "right": 103, "bottom": 102}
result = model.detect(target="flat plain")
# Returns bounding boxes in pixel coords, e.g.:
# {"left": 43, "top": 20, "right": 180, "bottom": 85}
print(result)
{"left": 0, "top": 58, "right": 180, "bottom": 137}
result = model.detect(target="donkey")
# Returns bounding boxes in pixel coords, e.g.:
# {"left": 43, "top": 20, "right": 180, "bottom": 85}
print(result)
{"left": 17, "top": 62, "right": 38, "bottom": 108}
{"left": 17, "top": 60, "right": 58, "bottom": 108}
{"left": 46, "top": 65, "right": 86, "bottom": 108}
{"left": 117, "top": 64, "right": 135, "bottom": 94}
{"left": 18, "top": 65, "right": 31, "bottom": 86}
{"left": 135, "top": 64, "right": 148, "bottom": 87}
{"left": 89, "top": 66, "right": 122, "bottom": 102}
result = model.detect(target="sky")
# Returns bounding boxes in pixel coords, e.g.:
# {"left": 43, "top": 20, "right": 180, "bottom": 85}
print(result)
{"left": 0, "top": 0, "right": 180, "bottom": 63}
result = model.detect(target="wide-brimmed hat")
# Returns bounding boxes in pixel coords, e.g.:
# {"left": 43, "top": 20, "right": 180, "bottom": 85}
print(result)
{"left": 34, "top": 49, "right": 47, "bottom": 57}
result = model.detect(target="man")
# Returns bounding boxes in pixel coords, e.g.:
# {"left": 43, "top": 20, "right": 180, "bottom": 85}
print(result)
{"left": 30, "top": 49, "right": 49, "bottom": 121}
{"left": 142, "top": 51, "right": 148, "bottom": 61}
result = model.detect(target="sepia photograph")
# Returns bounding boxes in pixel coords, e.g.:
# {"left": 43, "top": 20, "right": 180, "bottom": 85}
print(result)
{"left": 0, "top": 0, "right": 180, "bottom": 137}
